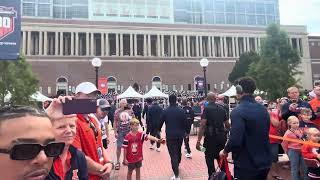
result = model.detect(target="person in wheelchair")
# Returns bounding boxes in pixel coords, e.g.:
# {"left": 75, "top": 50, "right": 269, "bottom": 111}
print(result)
{"left": 302, "top": 128, "right": 320, "bottom": 179}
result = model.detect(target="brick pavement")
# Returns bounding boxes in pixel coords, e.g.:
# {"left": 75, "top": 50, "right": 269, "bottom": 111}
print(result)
{"left": 105, "top": 125, "right": 291, "bottom": 180}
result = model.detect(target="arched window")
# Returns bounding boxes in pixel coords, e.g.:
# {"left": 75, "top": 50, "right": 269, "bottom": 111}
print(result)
{"left": 56, "top": 76, "right": 68, "bottom": 95}
{"left": 152, "top": 76, "right": 162, "bottom": 90}
{"left": 107, "top": 76, "right": 117, "bottom": 93}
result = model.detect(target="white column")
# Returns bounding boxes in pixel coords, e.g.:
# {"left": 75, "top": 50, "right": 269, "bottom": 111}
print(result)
{"left": 39, "top": 31, "right": 43, "bottom": 55}
{"left": 235, "top": 37, "right": 239, "bottom": 57}
{"left": 232, "top": 37, "right": 236, "bottom": 57}
{"left": 170, "top": 35, "right": 174, "bottom": 57}
{"left": 258, "top": 38, "right": 261, "bottom": 51}
{"left": 243, "top": 37, "right": 247, "bottom": 52}
{"left": 187, "top": 36, "right": 190, "bottom": 57}
{"left": 106, "top": 33, "right": 109, "bottom": 56}
{"left": 116, "top": 33, "right": 119, "bottom": 56}
{"left": 199, "top": 36, "right": 203, "bottom": 57}
{"left": 75, "top": 32, "right": 79, "bottom": 56}
{"left": 196, "top": 36, "right": 199, "bottom": 57}
{"left": 212, "top": 36, "right": 215, "bottom": 57}
{"left": 120, "top": 33, "right": 124, "bottom": 56}
{"left": 86, "top": 32, "right": 89, "bottom": 56}
{"left": 224, "top": 36, "right": 227, "bottom": 57}
{"left": 183, "top": 35, "right": 187, "bottom": 57}
{"left": 148, "top": 34, "right": 151, "bottom": 56}
{"left": 219, "top": 36, "right": 223, "bottom": 57}
{"left": 174, "top": 35, "right": 178, "bottom": 57}
{"left": 143, "top": 34, "right": 147, "bottom": 56}
{"left": 90, "top": 33, "right": 94, "bottom": 56}
{"left": 246, "top": 37, "right": 250, "bottom": 52}
{"left": 161, "top": 35, "right": 164, "bottom": 57}
{"left": 70, "top": 32, "right": 74, "bottom": 56}
{"left": 55, "top": 32, "right": 58, "bottom": 56}
{"left": 157, "top": 34, "right": 161, "bottom": 56}
{"left": 100, "top": 33, "right": 104, "bottom": 56}
{"left": 208, "top": 36, "right": 212, "bottom": 57}
{"left": 22, "top": 31, "right": 26, "bottom": 55}
{"left": 27, "top": 31, "right": 32, "bottom": 55}
{"left": 134, "top": 34, "right": 137, "bottom": 56}
{"left": 297, "top": 38, "right": 301, "bottom": 56}
{"left": 254, "top": 37, "right": 258, "bottom": 52}
{"left": 43, "top": 31, "right": 47, "bottom": 56}
{"left": 289, "top": 38, "right": 292, "bottom": 47}
{"left": 59, "top": 32, "right": 63, "bottom": 56}
{"left": 130, "top": 34, "right": 133, "bottom": 56}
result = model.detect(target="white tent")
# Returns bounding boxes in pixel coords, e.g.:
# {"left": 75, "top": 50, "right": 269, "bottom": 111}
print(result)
{"left": 4, "top": 91, "right": 52, "bottom": 102}
{"left": 117, "top": 86, "right": 143, "bottom": 99}
{"left": 30, "top": 91, "right": 52, "bottom": 102}
{"left": 220, "top": 85, "right": 237, "bottom": 97}
{"left": 143, "top": 86, "right": 169, "bottom": 99}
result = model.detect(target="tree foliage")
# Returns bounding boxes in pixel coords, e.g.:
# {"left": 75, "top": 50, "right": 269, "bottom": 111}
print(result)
{"left": 0, "top": 56, "right": 39, "bottom": 106}
{"left": 228, "top": 51, "right": 260, "bottom": 84}
{"left": 247, "top": 24, "right": 301, "bottom": 100}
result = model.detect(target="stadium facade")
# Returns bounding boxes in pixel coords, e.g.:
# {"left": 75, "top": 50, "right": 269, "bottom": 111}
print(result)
{"left": 20, "top": 0, "right": 313, "bottom": 95}
{"left": 309, "top": 36, "right": 320, "bottom": 86}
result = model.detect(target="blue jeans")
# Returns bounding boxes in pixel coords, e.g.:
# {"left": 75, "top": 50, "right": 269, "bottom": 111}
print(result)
{"left": 288, "top": 149, "right": 309, "bottom": 180}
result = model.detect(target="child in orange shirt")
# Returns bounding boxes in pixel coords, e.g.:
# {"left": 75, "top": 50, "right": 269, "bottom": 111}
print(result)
{"left": 301, "top": 128, "right": 320, "bottom": 179}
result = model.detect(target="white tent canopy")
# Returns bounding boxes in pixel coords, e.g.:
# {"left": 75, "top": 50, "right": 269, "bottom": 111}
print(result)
{"left": 220, "top": 85, "right": 237, "bottom": 97}
{"left": 4, "top": 91, "right": 52, "bottom": 102}
{"left": 143, "top": 86, "right": 169, "bottom": 99}
{"left": 117, "top": 86, "right": 143, "bottom": 99}
{"left": 30, "top": 91, "right": 52, "bottom": 102}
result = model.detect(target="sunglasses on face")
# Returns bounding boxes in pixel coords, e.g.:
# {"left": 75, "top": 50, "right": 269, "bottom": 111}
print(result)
{"left": 0, "top": 142, "right": 65, "bottom": 160}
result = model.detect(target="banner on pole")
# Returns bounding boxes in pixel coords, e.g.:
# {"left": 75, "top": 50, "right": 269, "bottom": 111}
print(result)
{"left": 0, "top": 0, "right": 21, "bottom": 60}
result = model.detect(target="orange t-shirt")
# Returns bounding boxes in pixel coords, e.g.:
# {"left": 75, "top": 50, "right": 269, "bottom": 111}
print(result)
{"left": 309, "top": 98, "right": 320, "bottom": 126}
{"left": 72, "top": 114, "right": 104, "bottom": 180}
{"left": 53, "top": 151, "right": 72, "bottom": 180}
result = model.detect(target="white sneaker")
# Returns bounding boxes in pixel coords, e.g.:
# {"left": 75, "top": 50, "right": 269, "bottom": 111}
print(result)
{"left": 171, "top": 176, "right": 181, "bottom": 180}
{"left": 149, "top": 145, "right": 155, "bottom": 150}
{"left": 156, "top": 148, "right": 161, "bottom": 152}
{"left": 185, "top": 153, "right": 192, "bottom": 158}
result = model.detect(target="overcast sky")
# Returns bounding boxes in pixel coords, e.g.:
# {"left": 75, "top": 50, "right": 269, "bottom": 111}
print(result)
{"left": 279, "top": 0, "right": 320, "bottom": 35}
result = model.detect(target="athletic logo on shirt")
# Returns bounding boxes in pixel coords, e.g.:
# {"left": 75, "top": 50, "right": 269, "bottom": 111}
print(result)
{"left": 72, "top": 169, "right": 78, "bottom": 180}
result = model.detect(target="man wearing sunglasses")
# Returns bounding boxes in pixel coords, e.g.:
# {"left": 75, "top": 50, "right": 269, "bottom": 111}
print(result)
{"left": 93, "top": 99, "right": 111, "bottom": 149}
{"left": 71, "top": 82, "right": 113, "bottom": 180}
{"left": 0, "top": 106, "right": 65, "bottom": 180}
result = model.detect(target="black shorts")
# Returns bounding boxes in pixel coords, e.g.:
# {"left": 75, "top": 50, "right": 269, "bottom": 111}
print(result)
{"left": 102, "top": 139, "right": 108, "bottom": 149}
{"left": 128, "top": 161, "right": 142, "bottom": 171}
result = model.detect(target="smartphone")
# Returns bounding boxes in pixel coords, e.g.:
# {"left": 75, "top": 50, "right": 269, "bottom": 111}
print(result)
{"left": 63, "top": 99, "right": 97, "bottom": 115}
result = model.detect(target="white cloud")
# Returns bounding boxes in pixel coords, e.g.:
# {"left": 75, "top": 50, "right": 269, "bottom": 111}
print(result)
{"left": 279, "top": 0, "right": 320, "bottom": 35}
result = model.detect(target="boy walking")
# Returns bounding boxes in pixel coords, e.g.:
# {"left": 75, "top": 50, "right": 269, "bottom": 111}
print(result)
{"left": 123, "top": 118, "right": 164, "bottom": 180}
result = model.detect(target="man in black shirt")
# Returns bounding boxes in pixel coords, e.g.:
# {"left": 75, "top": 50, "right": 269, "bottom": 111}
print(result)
{"left": 196, "top": 92, "right": 229, "bottom": 179}
{"left": 159, "top": 94, "right": 187, "bottom": 180}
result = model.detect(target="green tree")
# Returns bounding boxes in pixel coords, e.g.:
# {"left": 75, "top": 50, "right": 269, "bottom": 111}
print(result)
{"left": 247, "top": 24, "right": 301, "bottom": 100}
{"left": 0, "top": 56, "right": 39, "bottom": 106}
{"left": 228, "top": 51, "right": 260, "bottom": 84}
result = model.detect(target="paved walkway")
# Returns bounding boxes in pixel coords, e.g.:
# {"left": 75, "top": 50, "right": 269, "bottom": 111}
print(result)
{"left": 106, "top": 128, "right": 208, "bottom": 180}
{"left": 105, "top": 125, "right": 291, "bottom": 180}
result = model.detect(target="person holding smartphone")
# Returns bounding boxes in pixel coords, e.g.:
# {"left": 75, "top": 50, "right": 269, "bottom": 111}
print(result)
{"left": 281, "top": 86, "right": 316, "bottom": 121}
{"left": 71, "top": 82, "right": 113, "bottom": 180}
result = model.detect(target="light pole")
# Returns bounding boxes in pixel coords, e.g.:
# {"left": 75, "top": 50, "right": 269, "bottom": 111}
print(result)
{"left": 91, "top": 57, "right": 102, "bottom": 88}
{"left": 200, "top": 58, "right": 209, "bottom": 97}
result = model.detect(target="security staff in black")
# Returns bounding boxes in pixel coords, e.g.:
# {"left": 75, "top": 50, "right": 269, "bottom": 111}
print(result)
{"left": 181, "top": 98, "right": 195, "bottom": 158}
{"left": 196, "top": 92, "right": 229, "bottom": 179}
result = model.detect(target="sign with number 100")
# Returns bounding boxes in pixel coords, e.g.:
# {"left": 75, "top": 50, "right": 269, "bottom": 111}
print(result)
{"left": 0, "top": 16, "right": 11, "bottom": 28}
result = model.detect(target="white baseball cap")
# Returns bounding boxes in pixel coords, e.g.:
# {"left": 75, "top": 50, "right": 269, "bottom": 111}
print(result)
{"left": 75, "top": 82, "right": 101, "bottom": 95}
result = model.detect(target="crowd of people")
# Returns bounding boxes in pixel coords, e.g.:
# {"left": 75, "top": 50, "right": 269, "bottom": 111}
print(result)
{"left": 1, "top": 77, "right": 320, "bottom": 180}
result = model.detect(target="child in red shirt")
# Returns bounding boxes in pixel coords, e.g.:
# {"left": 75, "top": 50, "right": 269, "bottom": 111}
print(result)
{"left": 122, "top": 118, "right": 164, "bottom": 180}
{"left": 301, "top": 128, "right": 320, "bottom": 179}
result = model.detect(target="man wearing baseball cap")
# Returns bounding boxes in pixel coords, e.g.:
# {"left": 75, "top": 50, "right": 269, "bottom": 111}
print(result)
{"left": 73, "top": 82, "right": 113, "bottom": 180}
{"left": 92, "top": 99, "right": 111, "bottom": 149}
